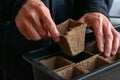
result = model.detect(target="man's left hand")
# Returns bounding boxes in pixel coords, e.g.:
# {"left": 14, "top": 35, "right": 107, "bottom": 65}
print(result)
{"left": 78, "top": 12, "right": 120, "bottom": 57}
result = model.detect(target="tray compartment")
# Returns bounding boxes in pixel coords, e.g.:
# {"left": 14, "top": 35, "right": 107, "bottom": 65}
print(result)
{"left": 76, "top": 55, "right": 109, "bottom": 71}
{"left": 102, "top": 50, "right": 120, "bottom": 63}
{"left": 55, "top": 66, "right": 87, "bottom": 80}
{"left": 39, "top": 56, "right": 74, "bottom": 70}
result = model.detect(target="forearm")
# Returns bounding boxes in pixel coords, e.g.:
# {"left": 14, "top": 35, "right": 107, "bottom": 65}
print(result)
{"left": 0, "top": 0, "right": 27, "bottom": 22}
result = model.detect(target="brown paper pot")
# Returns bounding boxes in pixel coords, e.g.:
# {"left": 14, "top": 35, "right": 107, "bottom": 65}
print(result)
{"left": 102, "top": 50, "right": 120, "bottom": 63}
{"left": 76, "top": 55, "right": 109, "bottom": 71}
{"left": 57, "top": 19, "right": 87, "bottom": 56}
{"left": 39, "top": 56, "right": 73, "bottom": 70}
{"left": 55, "top": 66, "right": 87, "bottom": 80}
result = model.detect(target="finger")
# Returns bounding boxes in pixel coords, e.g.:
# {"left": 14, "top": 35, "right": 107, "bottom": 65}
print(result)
{"left": 43, "top": 23, "right": 51, "bottom": 38}
{"left": 40, "top": 20, "right": 51, "bottom": 39}
{"left": 111, "top": 28, "right": 119, "bottom": 56}
{"left": 34, "top": 4, "right": 60, "bottom": 42}
{"left": 103, "top": 21, "right": 113, "bottom": 57}
{"left": 119, "top": 33, "right": 120, "bottom": 48}
{"left": 15, "top": 19, "right": 31, "bottom": 40}
{"left": 20, "top": 26, "right": 31, "bottom": 40}
{"left": 40, "top": 10, "right": 60, "bottom": 42}
{"left": 92, "top": 17, "right": 104, "bottom": 53}
{"left": 25, "top": 11, "right": 49, "bottom": 39}
{"left": 24, "top": 19, "right": 41, "bottom": 41}
{"left": 17, "top": 24, "right": 31, "bottom": 40}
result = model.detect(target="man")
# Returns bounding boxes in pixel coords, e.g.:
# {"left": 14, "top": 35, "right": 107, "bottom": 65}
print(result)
{"left": 0, "top": 0, "right": 119, "bottom": 80}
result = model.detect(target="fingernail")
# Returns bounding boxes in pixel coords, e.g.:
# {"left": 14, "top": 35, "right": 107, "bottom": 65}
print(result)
{"left": 54, "top": 37, "right": 60, "bottom": 42}
{"left": 105, "top": 53, "right": 110, "bottom": 57}
{"left": 100, "top": 48, "right": 104, "bottom": 53}
{"left": 112, "top": 51, "right": 116, "bottom": 56}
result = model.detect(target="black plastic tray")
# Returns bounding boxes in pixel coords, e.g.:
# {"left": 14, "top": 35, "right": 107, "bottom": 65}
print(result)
{"left": 23, "top": 45, "right": 120, "bottom": 80}
{"left": 23, "top": 25, "right": 120, "bottom": 80}
{"left": 75, "top": 60, "right": 120, "bottom": 80}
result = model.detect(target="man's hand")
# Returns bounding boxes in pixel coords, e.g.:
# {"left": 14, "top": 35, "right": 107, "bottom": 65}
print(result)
{"left": 15, "top": 0, "right": 60, "bottom": 42}
{"left": 79, "top": 12, "right": 120, "bottom": 57}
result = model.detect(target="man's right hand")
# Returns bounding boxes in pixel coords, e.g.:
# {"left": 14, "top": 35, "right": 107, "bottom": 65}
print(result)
{"left": 15, "top": 0, "right": 60, "bottom": 42}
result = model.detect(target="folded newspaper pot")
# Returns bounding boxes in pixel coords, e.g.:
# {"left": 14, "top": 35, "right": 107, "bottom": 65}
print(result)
{"left": 57, "top": 19, "right": 87, "bottom": 56}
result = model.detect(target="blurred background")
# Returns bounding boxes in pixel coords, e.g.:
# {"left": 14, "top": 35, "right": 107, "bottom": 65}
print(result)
{"left": 109, "top": 0, "right": 120, "bottom": 26}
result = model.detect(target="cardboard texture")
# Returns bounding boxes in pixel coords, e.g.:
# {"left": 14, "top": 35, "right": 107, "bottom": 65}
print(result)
{"left": 39, "top": 56, "right": 73, "bottom": 70}
{"left": 57, "top": 19, "right": 87, "bottom": 56}
{"left": 102, "top": 50, "right": 120, "bottom": 63}
{"left": 75, "top": 64, "right": 89, "bottom": 73}
{"left": 76, "top": 55, "right": 109, "bottom": 71}
{"left": 55, "top": 66, "right": 87, "bottom": 80}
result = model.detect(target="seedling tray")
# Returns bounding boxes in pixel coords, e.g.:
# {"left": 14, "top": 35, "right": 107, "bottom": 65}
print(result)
{"left": 23, "top": 25, "right": 120, "bottom": 80}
